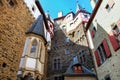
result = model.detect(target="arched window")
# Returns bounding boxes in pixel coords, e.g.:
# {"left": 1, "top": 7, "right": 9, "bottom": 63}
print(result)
{"left": 30, "top": 39, "right": 37, "bottom": 57}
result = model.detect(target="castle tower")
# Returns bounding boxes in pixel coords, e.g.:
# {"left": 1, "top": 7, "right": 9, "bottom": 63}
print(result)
{"left": 17, "top": 15, "right": 48, "bottom": 80}
{"left": 47, "top": 3, "right": 94, "bottom": 80}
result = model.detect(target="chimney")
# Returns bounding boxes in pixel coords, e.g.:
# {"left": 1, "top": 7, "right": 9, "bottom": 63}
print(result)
{"left": 90, "top": 0, "right": 97, "bottom": 9}
{"left": 58, "top": 11, "right": 63, "bottom": 17}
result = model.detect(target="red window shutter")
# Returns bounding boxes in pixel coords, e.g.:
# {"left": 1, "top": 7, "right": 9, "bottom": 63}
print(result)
{"left": 103, "top": 39, "right": 111, "bottom": 58}
{"left": 94, "top": 50, "right": 101, "bottom": 67}
{"left": 108, "top": 31, "right": 119, "bottom": 51}
{"left": 74, "top": 70, "right": 82, "bottom": 73}
{"left": 91, "top": 30, "right": 95, "bottom": 38}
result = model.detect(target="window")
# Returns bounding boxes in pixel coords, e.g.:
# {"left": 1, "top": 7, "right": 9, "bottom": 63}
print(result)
{"left": 97, "top": 44, "right": 107, "bottom": 64}
{"left": 77, "top": 30, "right": 80, "bottom": 37}
{"left": 2, "top": 63, "right": 7, "bottom": 68}
{"left": 84, "top": 14, "right": 88, "bottom": 18}
{"left": 105, "top": 4, "right": 111, "bottom": 12}
{"left": 73, "top": 56, "right": 78, "bottom": 62}
{"left": 91, "top": 27, "right": 96, "bottom": 38}
{"left": 30, "top": 40, "right": 37, "bottom": 57}
{"left": 108, "top": 21, "right": 120, "bottom": 51}
{"left": 54, "top": 58, "right": 61, "bottom": 70}
{"left": 105, "top": 0, "right": 115, "bottom": 12}
{"left": 72, "top": 32, "right": 75, "bottom": 37}
{"left": 70, "top": 23, "right": 73, "bottom": 27}
{"left": 79, "top": 51, "right": 86, "bottom": 64}
{"left": 54, "top": 76, "right": 62, "bottom": 80}
{"left": 65, "top": 37, "right": 70, "bottom": 43}
{"left": 74, "top": 18, "right": 78, "bottom": 24}
{"left": 7, "top": 0, "right": 14, "bottom": 7}
{"left": 32, "top": 5, "right": 36, "bottom": 12}
{"left": 94, "top": 39, "right": 111, "bottom": 67}
{"left": 73, "top": 65, "right": 82, "bottom": 73}
{"left": 105, "top": 75, "right": 111, "bottom": 80}
{"left": 113, "top": 25, "right": 120, "bottom": 45}
{"left": 82, "top": 55, "right": 86, "bottom": 64}
{"left": 62, "top": 25, "right": 66, "bottom": 30}
{"left": 65, "top": 49, "right": 70, "bottom": 54}
{"left": 55, "top": 40, "right": 58, "bottom": 47}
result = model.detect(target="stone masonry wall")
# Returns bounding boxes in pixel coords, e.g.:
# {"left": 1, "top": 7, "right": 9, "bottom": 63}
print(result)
{"left": 47, "top": 24, "right": 94, "bottom": 80}
{"left": 0, "top": 0, "right": 34, "bottom": 80}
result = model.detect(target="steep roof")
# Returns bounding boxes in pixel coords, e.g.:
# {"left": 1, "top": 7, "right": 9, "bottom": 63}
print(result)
{"left": 64, "top": 57, "right": 95, "bottom": 76}
{"left": 26, "top": 15, "right": 46, "bottom": 40}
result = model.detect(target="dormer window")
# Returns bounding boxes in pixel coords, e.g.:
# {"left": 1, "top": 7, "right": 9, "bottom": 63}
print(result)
{"left": 73, "top": 65, "right": 82, "bottom": 73}
{"left": 30, "top": 40, "right": 37, "bottom": 57}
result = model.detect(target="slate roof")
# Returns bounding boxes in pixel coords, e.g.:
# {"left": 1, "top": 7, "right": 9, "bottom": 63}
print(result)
{"left": 64, "top": 57, "right": 95, "bottom": 76}
{"left": 26, "top": 15, "right": 46, "bottom": 40}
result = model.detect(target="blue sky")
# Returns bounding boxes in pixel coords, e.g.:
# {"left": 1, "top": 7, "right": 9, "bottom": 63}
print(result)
{"left": 39, "top": 0, "right": 92, "bottom": 19}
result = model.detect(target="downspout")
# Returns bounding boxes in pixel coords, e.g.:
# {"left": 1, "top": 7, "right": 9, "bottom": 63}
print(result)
{"left": 82, "top": 23, "right": 98, "bottom": 80}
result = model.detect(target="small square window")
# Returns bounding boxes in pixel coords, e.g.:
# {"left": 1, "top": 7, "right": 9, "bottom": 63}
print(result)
{"left": 105, "top": 0, "right": 115, "bottom": 12}
{"left": 105, "top": 4, "right": 111, "bottom": 12}
{"left": 105, "top": 75, "right": 111, "bottom": 80}
{"left": 65, "top": 49, "right": 70, "bottom": 54}
{"left": 32, "top": 5, "right": 36, "bottom": 12}
{"left": 65, "top": 37, "right": 70, "bottom": 43}
{"left": 7, "top": 0, "right": 14, "bottom": 7}
{"left": 84, "top": 15, "right": 88, "bottom": 18}
{"left": 2, "top": 63, "right": 7, "bottom": 68}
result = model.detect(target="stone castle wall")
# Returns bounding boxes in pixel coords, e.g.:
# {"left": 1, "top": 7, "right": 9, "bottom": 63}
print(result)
{"left": 47, "top": 24, "right": 94, "bottom": 80}
{"left": 0, "top": 0, "right": 34, "bottom": 80}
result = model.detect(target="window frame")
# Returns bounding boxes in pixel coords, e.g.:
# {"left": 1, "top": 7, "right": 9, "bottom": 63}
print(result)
{"left": 65, "top": 49, "right": 70, "bottom": 54}
{"left": 7, "top": 0, "right": 15, "bottom": 7}
{"left": 30, "top": 40, "right": 38, "bottom": 57}
{"left": 53, "top": 58, "right": 61, "bottom": 70}
{"left": 105, "top": 0, "right": 115, "bottom": 12}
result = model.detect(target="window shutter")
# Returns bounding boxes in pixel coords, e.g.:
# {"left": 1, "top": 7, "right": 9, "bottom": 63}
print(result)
{"left": 91, "top": 30, "right": 95, "bottom": 38}
{"left": 108, "top": 31, "right": 119, "bottom": 51}
{"left": 103, "top": 39, "right": 111, "bottom": 58}
{"left": 94, "top": 50, "right": 101, "bottom": 67}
